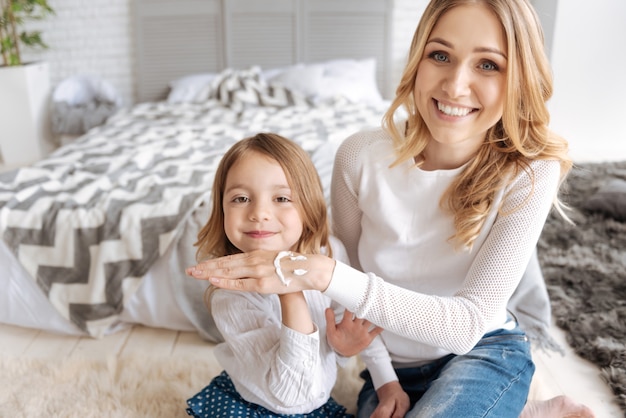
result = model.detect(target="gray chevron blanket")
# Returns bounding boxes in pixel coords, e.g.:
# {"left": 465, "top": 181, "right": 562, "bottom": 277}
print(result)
{"left": 0, "top": 94, "right": 388, "bottom": 337}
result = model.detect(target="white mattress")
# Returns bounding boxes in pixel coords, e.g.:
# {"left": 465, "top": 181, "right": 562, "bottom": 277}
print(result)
{"left": 0, "top": 235, "right": 195, "bottom": 336}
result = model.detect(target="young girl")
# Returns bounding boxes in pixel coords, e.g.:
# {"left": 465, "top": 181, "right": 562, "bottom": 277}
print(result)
{"left": 186, "top": 1, "right": 595, "bottom": 417}
{"left": 185, "top": 133, "right": 380, "bottom": 418}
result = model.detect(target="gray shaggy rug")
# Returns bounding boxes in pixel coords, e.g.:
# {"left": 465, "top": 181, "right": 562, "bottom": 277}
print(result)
{"left": 537, "top": 161, "right": 626, "bottom": 414}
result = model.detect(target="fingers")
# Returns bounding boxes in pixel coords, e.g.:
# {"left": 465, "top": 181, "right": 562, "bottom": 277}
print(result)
{"left": 208, "top": 276, "right": 288, "bottom": 294}
{"left": 370, "top": 405, "right": 394, "bottom": 418}
{"left": 325, "top": 308, "right": 339, "bottom": 339}
{"left": 207, "top": 277, "right": 256, "bottom": 291}
{"left": 369, "top": 325, "right": 384, "bottom": 337}
{"left": 325, "top": 307, "right": 337, "bottom": 328}
{"left": 343, "top": 309, "right": 384, "bottom": 335}
{"left": 391, "top": 404, "right": 408, "bottom": 418}
{"left": 344, "top": 309, "right": 360, "bottom": 323}
{"left": 186, "top": 251, "right": 274, "bottom": 281}
{"left": 360, "top": 320, "right": 380, "bottom": 335}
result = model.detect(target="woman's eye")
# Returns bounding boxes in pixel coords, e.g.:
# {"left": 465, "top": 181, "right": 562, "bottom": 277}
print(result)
{"left": 480, "top": 61, "right": 499, "bottom": 71}
{"left": 428, "top": 51, "right": 448, "bottom": 63}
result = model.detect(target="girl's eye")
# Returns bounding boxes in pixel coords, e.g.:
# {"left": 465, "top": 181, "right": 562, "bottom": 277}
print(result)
{"left": 480, "top": 61, "right": 499, "bottom": 71}
{"left": 428, "top": 51, "right": 448, "bottom": 63}
{"left": 275, "top": 196, "right": 291, "bottom": 203}
{"left": 232, "top": 196, "right": 249, "bottom": 203}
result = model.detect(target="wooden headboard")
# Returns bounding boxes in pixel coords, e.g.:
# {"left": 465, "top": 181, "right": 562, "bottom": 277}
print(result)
{"left": 133, "top": 0, "right": 392, "bottom": 102}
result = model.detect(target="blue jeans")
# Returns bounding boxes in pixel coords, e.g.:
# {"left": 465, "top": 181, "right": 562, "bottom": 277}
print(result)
{"left": 356, "top": 326, "right": 534, "bottom": 418}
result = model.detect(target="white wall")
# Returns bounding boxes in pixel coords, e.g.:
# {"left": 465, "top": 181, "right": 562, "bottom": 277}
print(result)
{"left": 22, "top": 0, "right": 134, "bottom": 105}
{"left": 388, "top": 0, "right": 429, "bottom": 95}
{"left": 545, "top": 0, "right": 626, "bottom": 162}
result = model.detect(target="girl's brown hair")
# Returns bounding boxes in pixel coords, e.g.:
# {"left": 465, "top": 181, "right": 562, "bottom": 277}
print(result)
{"left": 383, "top": 0, "right": 571, "bottom": 249}
{"left": 195, "top": 132, "right": 332, "bottom": 261}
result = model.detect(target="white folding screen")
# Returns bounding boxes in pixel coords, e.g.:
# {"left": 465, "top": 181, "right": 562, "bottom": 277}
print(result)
{"left": 301, "top": 0, "right": 390, "bottom": 100}
{"left": 134, "top": 0, "right": 391, "bottom": 102}
{"left": 223, "top": 0, "right": 297, "bottom": 70}
{"left": 134, "top": 0, "right": 223, "bottom": 102}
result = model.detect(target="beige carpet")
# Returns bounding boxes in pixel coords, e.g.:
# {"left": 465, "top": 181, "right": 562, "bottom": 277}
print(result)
{"left": 0, "top": 354, "right": 364, "bottom": 417}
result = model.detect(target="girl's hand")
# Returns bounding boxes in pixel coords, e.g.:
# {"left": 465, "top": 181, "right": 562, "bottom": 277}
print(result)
{"left": 325, "top": 308, "right": 383, "bottom": 357}
{"left": 185, "top": 250, "right": 335, "bottom": 294}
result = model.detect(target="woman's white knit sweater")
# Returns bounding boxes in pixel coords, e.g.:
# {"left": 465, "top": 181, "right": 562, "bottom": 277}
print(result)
{"left": 325, "top": 126, "right": 560, "bottom": 389}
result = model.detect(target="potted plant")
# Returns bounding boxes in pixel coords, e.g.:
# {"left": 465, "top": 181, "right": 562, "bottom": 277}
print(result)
{"left": 0, "top": 0, "right": 55, "bottom": 169}
{"left": 0, "top": 0, "right": 54, "bottom": 66}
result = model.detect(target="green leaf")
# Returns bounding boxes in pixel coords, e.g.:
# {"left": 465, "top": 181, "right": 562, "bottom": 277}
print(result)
{"left": 1, "top": 0, "right": 55, "bottom": 66}
{"left": 20, "top": 31, "right": 47, "bottom": 49}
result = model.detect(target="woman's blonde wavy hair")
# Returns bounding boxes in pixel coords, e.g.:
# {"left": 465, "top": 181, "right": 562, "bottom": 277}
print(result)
{"left": 383, "top": 0, "right": 572, "bottom": 250}
{"left": 195, "top": 133, "right": 332, "bottom": 309}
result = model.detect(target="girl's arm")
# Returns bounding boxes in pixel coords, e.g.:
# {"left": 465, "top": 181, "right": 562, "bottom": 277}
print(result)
{"left": 279, "top": 292, "right": 315, "bottom": 335}
{"left": 211, "top": 290, "right": 335, "bottom": 411}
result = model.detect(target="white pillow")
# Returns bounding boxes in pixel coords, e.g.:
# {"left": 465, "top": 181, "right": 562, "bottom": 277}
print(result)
{"left": 53, "top": 75, "right": 122, "bottom": 106}
{"left": 265, "top": 63, "right": 325, "bottom": 98}
{"left": 264, "top": 58, "right": 383, "bottom": 104}
{"left": 261, "top": 65, "right": 291, "bottom": 81}
{"left": 317, "top": 58, "right": 383, "bottom": 104}
{"left": 167, "top": 73, "right": 217, "bottom": 103}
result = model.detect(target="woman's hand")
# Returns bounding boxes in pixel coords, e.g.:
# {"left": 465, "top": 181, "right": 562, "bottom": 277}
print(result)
{"left": 186, "top": 250, "right": 336, "bottom": 294}
{"left": 326, "top": 308, "right": 384, "bottom": 357}
{"left": 371, "top": 381, "right": 411, "bottom": 418}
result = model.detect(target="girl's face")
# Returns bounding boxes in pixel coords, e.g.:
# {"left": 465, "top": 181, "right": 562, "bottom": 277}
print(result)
{"left": 414, "top": 3, "right": 507, "bottom": 165}
{"left": 222, "top": 151, "right": 303, "bottom": 253}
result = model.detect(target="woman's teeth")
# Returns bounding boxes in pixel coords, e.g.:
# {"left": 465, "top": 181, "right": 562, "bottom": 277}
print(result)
{"left": 437, "top": 101, "right": 472, "bottom": 116}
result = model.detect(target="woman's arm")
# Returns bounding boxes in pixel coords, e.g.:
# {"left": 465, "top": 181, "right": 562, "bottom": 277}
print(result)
{"left": 324, "top": 160, "right": 562, "bottom": 353}
{"left": 330, "top": 133, "right": 364, "bottom": 272}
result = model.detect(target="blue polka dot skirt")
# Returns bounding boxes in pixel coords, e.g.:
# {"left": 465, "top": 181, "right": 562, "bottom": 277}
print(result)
{"left": 186, "top": 371, "right": 354, "bottom": 418}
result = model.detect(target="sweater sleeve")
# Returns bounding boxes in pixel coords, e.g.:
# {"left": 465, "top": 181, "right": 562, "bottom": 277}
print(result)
{"left": 330, "top": 133, "right": 366, "bottom": 272}
{"left": 329, "top": 130, "right": 561, "bottom": 355}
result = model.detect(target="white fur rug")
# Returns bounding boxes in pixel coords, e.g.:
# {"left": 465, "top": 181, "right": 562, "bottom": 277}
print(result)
{"left": 0, "top": 354, "right": 364, "bottom": 417}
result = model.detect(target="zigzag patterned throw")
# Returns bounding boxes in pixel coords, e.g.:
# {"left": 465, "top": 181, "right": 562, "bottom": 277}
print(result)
{"left": 191, "top": 66, "right": 311, "bottom": 110}
{"left": 0, "top": 95, "right": 388, "bottom": 337}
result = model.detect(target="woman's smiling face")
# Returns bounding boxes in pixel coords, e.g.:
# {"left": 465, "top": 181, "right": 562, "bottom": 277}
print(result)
{"left": 414, "top": 2, "right": 508, "bottom": 162}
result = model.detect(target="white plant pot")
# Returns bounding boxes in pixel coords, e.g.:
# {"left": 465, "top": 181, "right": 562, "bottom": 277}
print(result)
{"left": 0, "top": 62, "right": 53, "bottom": 169}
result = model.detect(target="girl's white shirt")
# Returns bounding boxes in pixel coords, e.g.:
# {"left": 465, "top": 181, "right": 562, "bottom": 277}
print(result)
{"left": 328, "top": 125, "right": 560, "bottom": 389}
{"left": 211, "top": 235, "right": 352, "bottom": 414}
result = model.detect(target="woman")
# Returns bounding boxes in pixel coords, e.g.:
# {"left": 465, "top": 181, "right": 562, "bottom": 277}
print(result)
{"left": 187, "top": 1, "right": 594, "bottom": 416}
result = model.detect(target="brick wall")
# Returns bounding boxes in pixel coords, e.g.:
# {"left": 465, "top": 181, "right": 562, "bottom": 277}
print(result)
{"left": 22, "top": 0, "right": 427, "bottom": 105}
{"left": 21, "top": 0, "right": 134, "bottom": 105}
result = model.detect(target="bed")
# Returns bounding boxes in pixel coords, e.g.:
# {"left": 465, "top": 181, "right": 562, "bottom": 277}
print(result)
{"left": 0, "top": 0, "right": 394, "bottom": 340}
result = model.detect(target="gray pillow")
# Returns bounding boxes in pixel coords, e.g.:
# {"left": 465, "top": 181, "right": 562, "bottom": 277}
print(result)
{"left": 582, "top": 178, "right": 626, "bottom": 221}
